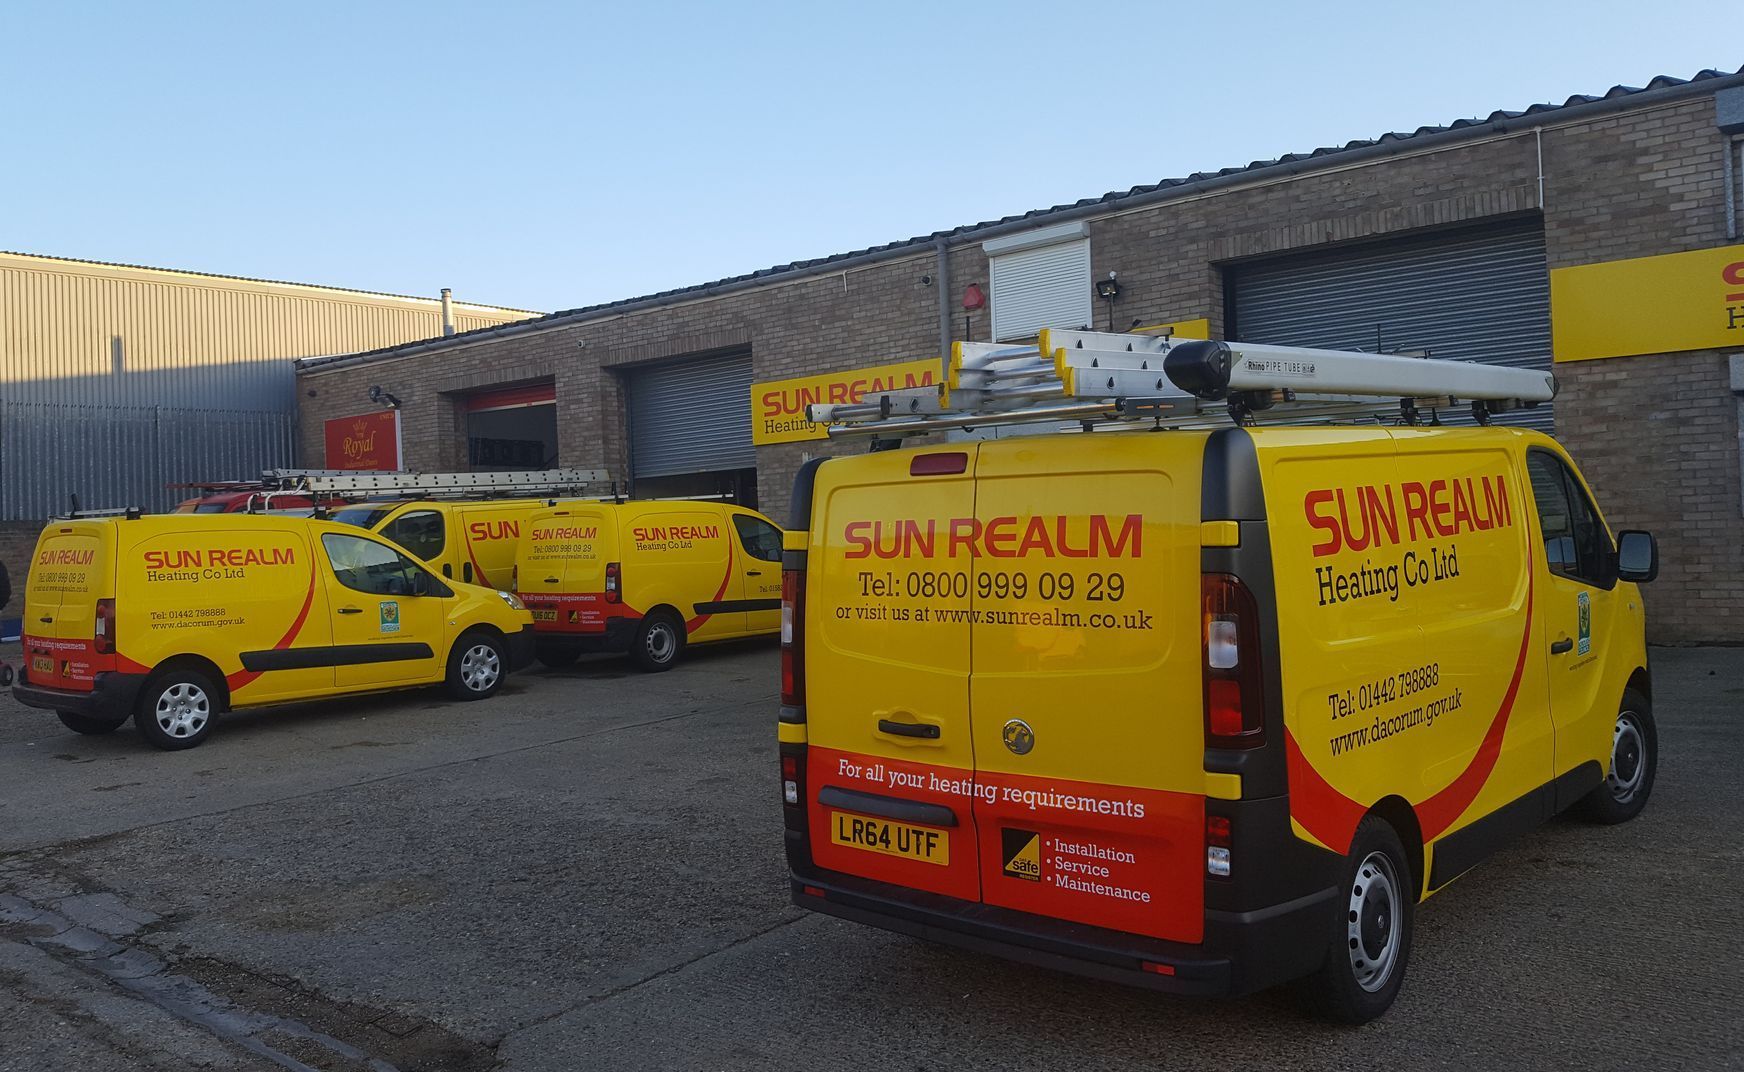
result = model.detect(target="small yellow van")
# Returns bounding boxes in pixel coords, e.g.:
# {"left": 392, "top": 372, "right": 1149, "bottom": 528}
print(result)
{"left": 332, "top": 498, "right": 548, "bottom": 591}
{"left": 516, "top": 500, "right": 784, "bottom": 671}
{"left": 780, "top": 423, "right": 1658, "bottom": 1021}
{"left": 13, "top": 513, "right": 535, "bottom": 750}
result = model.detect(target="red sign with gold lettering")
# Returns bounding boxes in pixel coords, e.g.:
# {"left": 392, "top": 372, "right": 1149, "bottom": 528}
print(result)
{"left": 323, "top": 410, "right": 402, "bottom": 471}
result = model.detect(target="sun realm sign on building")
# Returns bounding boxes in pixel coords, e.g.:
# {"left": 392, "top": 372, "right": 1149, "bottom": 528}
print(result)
{"left": 323, "top": 410, "right": 402, "bottom": 470}
{"left": 1550, "top": 243, "right": 1744, "bottom": 362}
{"left": 751, "top": 360, "right": 940, "bottom": 444}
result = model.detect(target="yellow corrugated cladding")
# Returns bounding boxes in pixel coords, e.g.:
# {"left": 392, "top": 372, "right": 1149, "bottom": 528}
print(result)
{"left": 0, "top": 252, "right": 540, "bottom": 407}
{"left": 1549, "top": 243, "right": 1744, "bottom": 362}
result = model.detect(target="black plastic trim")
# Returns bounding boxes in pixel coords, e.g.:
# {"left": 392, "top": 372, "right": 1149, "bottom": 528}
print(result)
{"left": 788, "top": 457, "right": 828, "bottom": 532}
{"left": 12, "top": 670, "right": 147, "bottom": 721}
{"left": 817, "top": 786, "right": 959, "bottom": 828}
{"left": 1427, "top": 762, "right": 1602, "bottom": 890}
{"left": 239, "top": 643, "right": 433, "bottom": 671}
{"left": 694, "top": 598, "right": 781, "bottom": 614}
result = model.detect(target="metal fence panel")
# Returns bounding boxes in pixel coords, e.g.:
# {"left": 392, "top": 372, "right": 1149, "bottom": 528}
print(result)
{"left": 0, "top": 401, "right": 295, "bottom": 519}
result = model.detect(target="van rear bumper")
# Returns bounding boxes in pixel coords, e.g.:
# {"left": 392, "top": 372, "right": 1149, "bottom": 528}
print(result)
{"left": 12, "top": 669, "right": 147, "bottom": 722}
{"left": 532, "top": 618, "right": 639, "bottom": 655}
{"left": 790, "top": 870, "right": 1336, "bottom": 998}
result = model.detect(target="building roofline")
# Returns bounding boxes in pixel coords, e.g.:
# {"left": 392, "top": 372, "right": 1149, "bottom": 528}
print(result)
{"left": 0, "top": 249, "right": 541, "bottom": 316}
{"left": 297, "top": 65, "right": 1744, "bottom": 374}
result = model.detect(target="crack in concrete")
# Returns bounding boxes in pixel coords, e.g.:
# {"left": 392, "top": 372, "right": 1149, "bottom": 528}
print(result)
{"left": 0, "top": 892, "right": 399, "bottom": 1072}
{"left": 495, "top": 912, "right": 808, "bottom": 1047}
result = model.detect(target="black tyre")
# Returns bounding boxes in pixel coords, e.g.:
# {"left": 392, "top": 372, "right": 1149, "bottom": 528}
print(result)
{"left": 1578, "top": 687, "right": 1656, "bottom": 824}
{"left": 135, "top": 668, "right": 220, "bottom": 751}
{"left": 57, "top": 709, "right": 129, "bottom": 735}
{"left": 446, "top": 631, "right": 507, "bottom": 700}
{"left": 630, "top": 611, "right": 685, "bottom": 673}
{"left": 535, "top": 643, "right": 581, "bottom": 669}
{"left": 1299, "top": 816, "right": 1414, "bottom": 1024}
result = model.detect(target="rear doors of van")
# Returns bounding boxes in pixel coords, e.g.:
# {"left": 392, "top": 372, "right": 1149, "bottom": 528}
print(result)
{"left": 23, "top": 522, "right": 112, "bottom": 692}
{"left": 803, "top": 434, "right": 1209, "bottom": 941}
{"left": 519, "top": 504, "right": 619, "bottom": 634}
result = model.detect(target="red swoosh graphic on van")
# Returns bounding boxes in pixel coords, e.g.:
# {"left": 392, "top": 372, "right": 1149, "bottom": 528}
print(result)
{"left": 225, "top": 571, "right": 316, "bottom": 694}
{"left": 1286, "top": 552, "right": 1534, "bottom": 853}
{"left": 684, "top": 540, "right": 735, "bottom": 634}
{"left": 465, "top": 542, "right": 493, "bottom": 588}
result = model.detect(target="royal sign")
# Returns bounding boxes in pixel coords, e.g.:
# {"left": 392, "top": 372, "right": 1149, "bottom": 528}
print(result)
{"left": 323, "top": 410, "right": 402, "bottom": 471}
{"left": 1549, "top": 243, "right": 1744, "bottom": 362}
{"left": 751, "top": 360, "right": 941, "bottom": 445}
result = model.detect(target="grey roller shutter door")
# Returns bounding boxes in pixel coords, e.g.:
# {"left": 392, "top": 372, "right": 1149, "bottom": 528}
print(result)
{"left": 991, "top": 239, "right": 1093, "bottom": 342}
{"left": 627, "top": 352, "right": 756, "bottom": 478}
{"left": 1230, "top": 221, "right": 1553, "bottom": 431}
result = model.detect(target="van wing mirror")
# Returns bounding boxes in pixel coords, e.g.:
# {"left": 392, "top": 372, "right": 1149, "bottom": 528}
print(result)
{"left": 1616, "top": 530, "right": 1658, "bottom": 583}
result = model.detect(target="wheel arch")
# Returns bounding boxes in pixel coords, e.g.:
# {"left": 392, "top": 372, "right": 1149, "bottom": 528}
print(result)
{"left": 1366, "top": 796, "right": 1425, "bottom": 900}
{"left": 144, "top": 654, "right": 231, "bottom": 711}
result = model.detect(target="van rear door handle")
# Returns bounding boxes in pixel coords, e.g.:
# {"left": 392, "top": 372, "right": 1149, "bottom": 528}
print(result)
{"left": 878, "top": 719, "right": 940, "bottom": 740}
{"left": 337, "top": 606, "right": 363, "bottom": 615}
{"left": 1550, "top": 637, "right": 1574, "bottom": 654}
{"left": 544, "top": 576, "right": 560, "bottom": 584}
{"left": 37, "top": 616, "right": 52, "bottom": 624}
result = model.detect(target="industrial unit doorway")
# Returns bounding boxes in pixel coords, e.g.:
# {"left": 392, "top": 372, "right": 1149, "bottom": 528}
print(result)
{"left": 1228, "top": 219, "right": 1553, "bottom": 431}
{"left": 626, "top": 351, "right": 757, "bottom": 507}
{"left": 466, "top": 383, "right": 558, "bottom": 470}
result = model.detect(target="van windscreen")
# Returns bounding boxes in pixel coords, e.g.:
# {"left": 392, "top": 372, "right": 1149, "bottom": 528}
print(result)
{"left": 331, "top": 504, "right": 400, "bottom": 530}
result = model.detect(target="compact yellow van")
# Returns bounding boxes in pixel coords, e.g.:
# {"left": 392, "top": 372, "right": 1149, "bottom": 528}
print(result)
{"left": 332, "top": 498, "right": 548, "bottom": 591}
{"left": 779, "top": 424, "right": 1658, "bottom": 1021}
{"left": 14, "top": 513, "right": 535, "bottom": 750}
{"left": 516, "top": 500, "right": 784, "bottom": 670}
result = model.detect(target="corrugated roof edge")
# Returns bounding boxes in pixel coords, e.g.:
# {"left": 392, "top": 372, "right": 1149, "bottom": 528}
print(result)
{"left": 298, "top": 65, "right": 1744, "bottom": 373}
{"left": 0, "top": 249, "right": 542, "bottom": 316}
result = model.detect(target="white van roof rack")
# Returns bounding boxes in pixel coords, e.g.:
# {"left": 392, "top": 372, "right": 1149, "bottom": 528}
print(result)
{"left": 809, "top": 330, "right": 1556, "bottom": 437}
{"left": 262, "top": 467, "right": 611, "bottom": 497}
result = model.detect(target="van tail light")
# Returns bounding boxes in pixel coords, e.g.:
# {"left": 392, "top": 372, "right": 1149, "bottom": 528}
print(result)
{"left": 1201, "top": 573, "right": 1264, "bottom": 748}
{"left": 1206, "top": 814, "right": 1232, "bottom": 877}
{"left": 781, "top": 568, "right": 805, "bottom": 707}
{"left": 604, "top": 562, "right": 621, "bottom": 603}
{"left": 94, "top": 598, "right": 116, "bottom": 655}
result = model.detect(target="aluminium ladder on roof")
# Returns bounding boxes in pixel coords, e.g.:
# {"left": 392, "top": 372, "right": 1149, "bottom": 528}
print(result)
{"left": 262, "top": 467, "right": 611, "bottom": 497}
{"left": 809, "top": 329, "right": 1556, "bottom": 437}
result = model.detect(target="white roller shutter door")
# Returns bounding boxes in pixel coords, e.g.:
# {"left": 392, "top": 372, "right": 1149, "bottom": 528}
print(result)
{"left": 990, "top": 238, "right": 1093, "bottom": 342}
{"left": 627, "top": 352, "right": 755, "bottom": 478}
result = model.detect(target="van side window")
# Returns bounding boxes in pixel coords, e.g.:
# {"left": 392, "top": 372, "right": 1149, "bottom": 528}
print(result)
{"left": 732, "top": 515, "right": 783, "bottom": 562}
{"left": 380, "top": 510, "right": 445, "bottom": 562}
{"left": 322, "top": 534, "right": 435, "bottom": 597}
{"left": 1526, "top": 451, "right": 1612, "bottom": 587}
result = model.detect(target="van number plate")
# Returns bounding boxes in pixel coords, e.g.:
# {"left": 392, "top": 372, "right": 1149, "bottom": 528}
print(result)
{"left": 829, "top": 811, "right": 948, "bottom": 867}
{"left": 30, "top": 656, "right": 53, "bottom": 675}
{"left": 530, "top": 610, "right": 557, "bottom": 622}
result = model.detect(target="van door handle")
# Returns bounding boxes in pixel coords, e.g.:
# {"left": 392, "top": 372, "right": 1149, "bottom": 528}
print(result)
{"left": 337, "top": 606, "right": 363, "bottom": 615}
{"left": 38, "top": 616, "right": 52, "bottom": 624}
{"left": 1550, "top": 637, "right": 1574, "bottom": 654}
{"left": 746, "top": 569, "right": 764, "bottom": 577}
{"left": 878, "top": 719, "right": 940, "bottom": 740}
{"left": 544, "top": 576, "right": 560, "bottom": 584}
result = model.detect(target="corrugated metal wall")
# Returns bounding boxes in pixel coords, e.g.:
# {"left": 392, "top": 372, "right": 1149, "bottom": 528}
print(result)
{"left": 1228, "top": 221, "right": 1553, "bottom": 431}
{"left": 0, "top": 252, "right": 537, "bottom": 519}
{"left": 0, "top": 401, "right": 294, "bottom": 518}
{"left": 0, "top": 253, "right": 535, "bottom": 408}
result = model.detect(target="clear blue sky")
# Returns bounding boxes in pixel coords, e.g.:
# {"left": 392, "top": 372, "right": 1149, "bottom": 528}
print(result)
{"left": 3, "top": 1, "right": 1736, "bottom": 313}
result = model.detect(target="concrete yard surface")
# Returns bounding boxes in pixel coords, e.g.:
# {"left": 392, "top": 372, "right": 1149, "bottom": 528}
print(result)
{"left": 0, "top": 640, "right": 1738, "bottom": 1071}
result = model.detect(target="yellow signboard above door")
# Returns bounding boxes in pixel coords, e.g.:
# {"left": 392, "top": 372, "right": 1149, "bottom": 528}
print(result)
{"left": 751, "top": 359, "right": 941, "bottom": 445}
{"left": 1550, "top": 244, "right": 1744, "bottom": 362}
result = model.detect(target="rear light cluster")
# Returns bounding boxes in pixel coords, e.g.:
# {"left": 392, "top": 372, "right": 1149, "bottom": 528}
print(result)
{"left": 1205, "top": 814, "right": 1232, "bottom": 878}
{"left": 1200, "top": 574, "right": 1265, "bottom": 748}
{"left": 94, "top": 599, "right": 116, "bottom": 655}
{"left": 780, "top": 568, "right": 805, "bottom": 707}
{"left": 604, "top": 562, "right": 621, "bottom": 603}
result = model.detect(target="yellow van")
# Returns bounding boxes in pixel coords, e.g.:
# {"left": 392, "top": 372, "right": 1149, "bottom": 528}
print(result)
{"left": 332, "top": 498, "right": 547, "bottom": 590}
{"left": 516, "top": 500, "right": 784, "bottom": 671}
{"left": 779, "top": 425, "right": 1658, "bottom": 1021}
{"left": 13, "top": 513, "right": 535, "bottom": 750}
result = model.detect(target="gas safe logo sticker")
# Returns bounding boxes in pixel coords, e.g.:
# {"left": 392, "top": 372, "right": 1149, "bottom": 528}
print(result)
{"left": 1002, "top": 828, "right": 1041, "bottom": 881}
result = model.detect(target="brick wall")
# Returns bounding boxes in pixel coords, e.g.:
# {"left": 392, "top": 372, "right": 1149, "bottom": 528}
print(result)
{"left": 297, "top": 92, "right": 1744, "bottom": 642}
